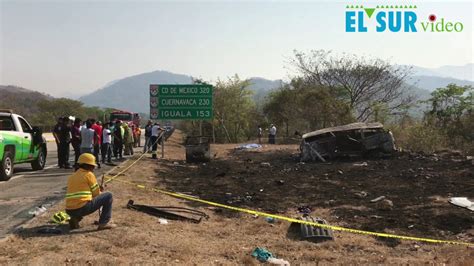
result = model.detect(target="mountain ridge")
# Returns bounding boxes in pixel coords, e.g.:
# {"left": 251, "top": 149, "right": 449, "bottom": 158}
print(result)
{"left": 78, "top": 68, "right": 473, "bottom": 113}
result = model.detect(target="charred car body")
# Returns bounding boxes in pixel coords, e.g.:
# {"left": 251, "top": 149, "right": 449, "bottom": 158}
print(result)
{"left": 300, "top": 122, "right": 395, "bottom": 162}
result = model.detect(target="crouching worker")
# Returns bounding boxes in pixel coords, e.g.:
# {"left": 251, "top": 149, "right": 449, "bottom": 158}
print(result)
{"left": 65, "top": 153, "right": 116, "bottom": 230}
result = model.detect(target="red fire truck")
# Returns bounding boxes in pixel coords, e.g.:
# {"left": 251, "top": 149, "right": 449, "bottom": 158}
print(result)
{"left": 109, "top": 110, "right": 140, "bottom": 127}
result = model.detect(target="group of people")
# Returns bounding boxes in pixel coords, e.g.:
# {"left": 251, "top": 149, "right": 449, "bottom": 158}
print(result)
{"left": 53, "top": 116, "right": 142, "bottom": 169}
{"left": 143, "top": 120, "right": 164, "bottom": 159}
{"left": 257, "top": 124, "right": 277, "bottom": 144}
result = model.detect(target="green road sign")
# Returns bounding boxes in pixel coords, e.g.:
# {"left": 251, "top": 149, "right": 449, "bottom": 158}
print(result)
{"left": 150, "top": 84, "right": 213, "bottom": 120}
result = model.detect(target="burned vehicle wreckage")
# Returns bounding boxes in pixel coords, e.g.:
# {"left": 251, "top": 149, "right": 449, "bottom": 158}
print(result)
{"left": 300, "top": 122, "right": 396, "bottom": 162}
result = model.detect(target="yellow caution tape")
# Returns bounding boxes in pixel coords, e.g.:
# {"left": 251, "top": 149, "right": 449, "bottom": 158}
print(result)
{"left": 107, "top": 176, "right": 474, "bottom": 247}
{"left": 103, "top": 144, "right": 474, "bottom": 247}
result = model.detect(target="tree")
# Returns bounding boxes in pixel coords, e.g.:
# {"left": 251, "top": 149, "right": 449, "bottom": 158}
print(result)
{"left": 425, "top": 84, "right": 473, "bottom": 143}
{"left": 427, "top": 83, "right": 473, "bottom": 127}
{"left": 29, "top": 98, "right": 109, "bottom": 130}
{"left": 213, "top": 75, "right": 256, "bottom": 142}
{"left": 264, "top": 78, "right": 354, "bottom": 135}
{"left": 263, "top": 84, "right": 299, "bottom": 137}
{"left": 292, "top": 50, "right": 414, "bottom": 121}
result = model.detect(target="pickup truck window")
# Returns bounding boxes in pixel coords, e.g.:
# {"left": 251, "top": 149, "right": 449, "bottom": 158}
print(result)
{"left": 18, "top": 117, "right": 32, "bottom": 132}
{"left": 0, "top": 116, "right": 16, "bottom": 131}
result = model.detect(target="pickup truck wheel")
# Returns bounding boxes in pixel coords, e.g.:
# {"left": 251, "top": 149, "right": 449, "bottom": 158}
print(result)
{"left": 31, "top": 147, "right": 46, "bottom": 170}
{"left": 0, "top": 151, "right": 14, "bottom": 181}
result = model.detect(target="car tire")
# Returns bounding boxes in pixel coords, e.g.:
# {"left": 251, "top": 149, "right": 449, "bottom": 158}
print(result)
{"left": 0, "top": 151, "right": 14, "bottom": 181}
{"left": 31, "top": 146, "right": 46, "bottom": 170}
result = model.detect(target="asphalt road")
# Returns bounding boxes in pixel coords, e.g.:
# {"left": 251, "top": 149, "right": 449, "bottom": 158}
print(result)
{"left": 0, "top": 141, "right": 140, "bottom": 238}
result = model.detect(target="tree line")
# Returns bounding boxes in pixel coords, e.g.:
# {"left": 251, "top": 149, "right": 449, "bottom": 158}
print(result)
{"left": 181, "top": 50, "right": 473, "bottom": 153}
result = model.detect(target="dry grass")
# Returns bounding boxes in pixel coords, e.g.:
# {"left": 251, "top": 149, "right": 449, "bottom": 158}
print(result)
{"left": 0, "top": 130, "right": 472, "bottom": 264}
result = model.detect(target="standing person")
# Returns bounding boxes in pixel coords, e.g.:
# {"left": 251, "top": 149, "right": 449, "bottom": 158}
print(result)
{"left": 60, "top": 117, "right": 72, "bottom": 169}
{"left": 90, "top": 119, "right": 102, "bottom": 168}
{"left": 143, "top": 120, "right": 152, "bottom": 152}
{"left": 71, "top": 118, "right": 82, "bottom": 164}
{"left": 150, "top": 122, "right": 162, "bottom": 159}
{"left": 113, "top": 120, "right": 123, "bottom": 159}
{"left": 65, "top": 153, "right": 116, "bottom": 230}
{"left": 123, "top": 123, "right": 131, "bottom": 155}
{"left": 134, "top": 126, "right": 141, "bottom": 147}
{"left": 128, "top": 124, "right": 134, "bottom": 155}
{"left": 52, "top": 117, "right": 63, "bottom": 168}
{"left": 257, "top": 125, "right": 263, "bottom": 144}
{"left": 101, "top": 123, "right": 112, "bottom": 164}
{"left": 80, "top": 120, "right": 96, "bottom": 155}
{"left": 109, "top": 121, "right": 115, "bottom": 158}
{"left": 54, "top": 117, "right": 72, "bottom": 169}
{"left": 269, "top": 124, "right": 277, "bottom": 144}
{"left": 131, "top": 125, "right": 136, "bottom": 148}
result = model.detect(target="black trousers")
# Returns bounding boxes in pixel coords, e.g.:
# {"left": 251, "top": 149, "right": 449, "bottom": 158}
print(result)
{"left": 113, "top": 140, "right": 123, "bottom": 158}
{"left": 72, "top": 143, "right": 80, "bottom": 163}
{"left": 93, "top": 144, "right": 101, "bottom": 165}
{"left": 269, "top": 134, "right": 276, "bottom": 144}
{"left": 58, "top": 142, "right": 70, "bottom": 166}
{"left": 101, "top": 143, "right": 112, "bottom": 163}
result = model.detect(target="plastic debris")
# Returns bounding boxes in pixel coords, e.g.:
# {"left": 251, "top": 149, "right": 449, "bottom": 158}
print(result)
{"left": 370, "top": 196, "right": 386, "bottom": 203}
{"left": 251, "top": 247, "right": 274, "bottom": 262}
{"left": 449, "top": 197, "right": 474, "bottom": 211}
{"left": 355, "top": 191, "right": 368, "bottom": 198}
{"left": 236, "top": 143, "right": 262, "bottom": 150}
{"left": 251, "top": 248, "right": 289, "bottom": 265}
{"left": 260, "top": 162, "right": 271, "bottom": 167}
{"left": 159, "top": 218, "right": 169, "bottom": 224}
{"left": 268, "top": 258, "right": 291, "bottom": 266}
{"left": 28, "top": 206, "right": 47, "bottom": 217}
{"left": 265, "top": 217, "right": 275, "bottom": 223}
{"left": 353, "top": 162, "right": 368, "bottom": 167}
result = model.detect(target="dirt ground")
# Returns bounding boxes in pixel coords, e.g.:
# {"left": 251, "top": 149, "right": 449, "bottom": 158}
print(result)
{"left": 0, "top": 130, "right": 473, "bottom": 265}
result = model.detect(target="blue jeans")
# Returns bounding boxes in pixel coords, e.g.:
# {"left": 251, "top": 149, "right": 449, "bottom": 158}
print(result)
{"left": 66, "top": 192, "right": 113, "bottom": 225}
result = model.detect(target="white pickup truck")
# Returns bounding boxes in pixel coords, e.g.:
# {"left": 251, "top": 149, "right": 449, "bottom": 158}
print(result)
{"left": 0, "top": 110, "right": 47, "bottom": 180}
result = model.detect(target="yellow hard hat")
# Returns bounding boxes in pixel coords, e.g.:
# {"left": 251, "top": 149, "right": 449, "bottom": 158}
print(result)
{"left": 77, "top": 153, "right": 97, "bottom": 166}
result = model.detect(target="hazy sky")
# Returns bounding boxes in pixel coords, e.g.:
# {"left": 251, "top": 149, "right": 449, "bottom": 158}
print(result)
{"left": 1, "top": 0, "right": 473, "bottom": 97}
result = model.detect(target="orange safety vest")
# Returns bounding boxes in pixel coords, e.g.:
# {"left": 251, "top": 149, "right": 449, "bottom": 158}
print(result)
{"left": 65, "top": 169, "right": 100, "bottom": 210}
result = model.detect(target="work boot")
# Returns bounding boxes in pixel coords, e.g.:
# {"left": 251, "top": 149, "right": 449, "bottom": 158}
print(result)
{"left": 69, "top": 216, "right": 81, "bottom": 230}
{"left": 97, "top": 223, "right": 117, "bottom": 230}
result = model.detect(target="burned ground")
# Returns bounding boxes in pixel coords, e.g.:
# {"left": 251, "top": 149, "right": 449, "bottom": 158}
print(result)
{"left": 1, "top": 131, "right": 473, "bottom": 264}
{"left": 156, "top": 145, "right": 474, "bottom": 243}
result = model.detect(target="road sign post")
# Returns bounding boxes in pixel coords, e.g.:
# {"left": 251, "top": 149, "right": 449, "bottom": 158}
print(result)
{"left": 150, "top": 84, "right": 214, "bottom": 159}
{"left": 150, "top": 84, "right": 213, "bottom": 120}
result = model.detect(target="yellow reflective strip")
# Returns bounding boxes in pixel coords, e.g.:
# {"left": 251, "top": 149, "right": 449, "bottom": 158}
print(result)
{"left": 90, "top": 184, "right": 99, "bottom": 191}
{"left": 66, "top": 194, "right": 92, "bottom": 199}
{"left": 66, "top": 191, "right": 92, "bottom": 198}
{"left": 66, "top": 191, "right": 91, "bottom": 196}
